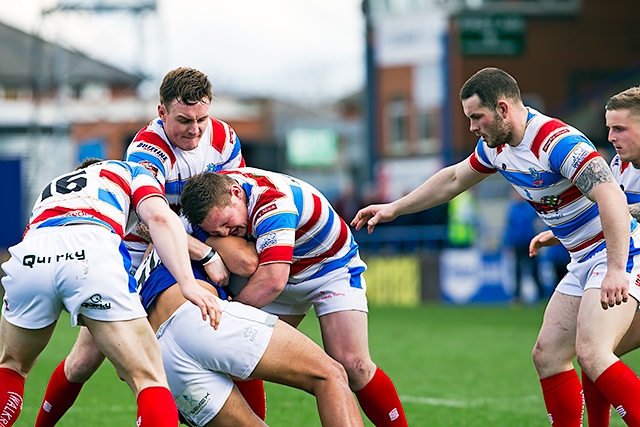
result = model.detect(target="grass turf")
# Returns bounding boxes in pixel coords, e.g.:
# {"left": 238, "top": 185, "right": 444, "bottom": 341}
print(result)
{"left": 12, "top": 303, "right": 640, "bottom": 426}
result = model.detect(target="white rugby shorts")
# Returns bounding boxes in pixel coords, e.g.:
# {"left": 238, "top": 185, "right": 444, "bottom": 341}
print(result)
{"left": 1, "top": 225, "right": 146, "bottom": 329}
{"left": 556, "top": 231, "right": 640, "bottom": 305}
{"left": 256, "top": 265, "right": 369, "bottom": 317}
{"left": 157, "top": 299, "right": 276, "bottom": 426}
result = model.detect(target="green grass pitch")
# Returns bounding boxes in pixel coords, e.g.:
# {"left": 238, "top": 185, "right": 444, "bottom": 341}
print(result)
{"left": 12, "top": 303, "right": 639, "bottom": 426}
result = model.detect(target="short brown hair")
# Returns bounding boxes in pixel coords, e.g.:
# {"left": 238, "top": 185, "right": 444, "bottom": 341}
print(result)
{"left": 159, "top": 67, "right": 213, "bottom": 110}
{"left": 459, "top": 67, "right": 522, "bottom": 111}
{"left": 181, "top": 173, "right": 237, "bottom": 225}
{"left": 605, "top": 87, "right": 640, "bottom": 118}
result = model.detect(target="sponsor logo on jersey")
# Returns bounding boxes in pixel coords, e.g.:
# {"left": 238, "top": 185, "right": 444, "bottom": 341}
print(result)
{"left": 80, "top": 294, "right": 111, "bottom": 310}
{"left": 254, "top": 203, "right": 277, "bottom": 222}
{"left": 540, "top": 195, "right": 561, "bottom": 209}
{"left": 571, "top": 147, "right": 589, "bottom": 169}
{"left": 542, "top": 128, "right": 570, "bottom": 152}
{"left": 530, "top": 168, "right": 544, "bottom": 187}
{"left": 136, "top": 143, "right": 169, "bottom": 163}
{"left": 22, "top": 250, "right": 86, "bottom": 268}
{"left": 257, "top": 232, "right": 278, "bottom": 252}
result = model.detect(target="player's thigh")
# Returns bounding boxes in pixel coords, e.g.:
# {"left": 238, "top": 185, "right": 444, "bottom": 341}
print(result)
{"left": 83, "top": 317, "right": 165, "bottom": 389}
{"left": 318, "top": 309, "right": 371, "bottom": 362}
{"left": 204, "top": 386, "right": 266, "bottom": 427}
{"left": 577, "top": 288, "right": 638, "bottom": 354}
{"left": 0, "top": 316, "right": 56, "bottom": 375}
{"left": 252, "top": 320, "right": 346, "bottom": 391}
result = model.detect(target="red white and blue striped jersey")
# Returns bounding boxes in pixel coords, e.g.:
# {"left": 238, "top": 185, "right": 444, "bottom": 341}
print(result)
{"left": 469, "top": 108, "right": 635, "bottom": 262}
{"left": 218, "top": 168, "right": 366, "bottom": 283}
{"left": 123, "top": 117, "right": 245, "bottom": 259}
{"left": 25, "top": 160, "right": 164, "bottom": 239}
{"left": 611, "top": 155, "right": 640, "bottom": 205}
{"left": 124, "top": 117, "right": 245, "bottom": 211}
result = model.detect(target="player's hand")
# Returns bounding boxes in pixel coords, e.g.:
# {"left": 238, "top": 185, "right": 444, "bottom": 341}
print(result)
{"left": 529, "top": 230, "right": 560, "bottom": 257}
{"left": 350, "top": 203, "right": 397, "bottom": 234}
{"left": 180, "top": 283, "right": 222, "bottom": 328}
{"left": 600, "top": 269, "right": 630, "bottom": 310}
{"left": 204, "top": 257, "right": 230, "bottom": 287}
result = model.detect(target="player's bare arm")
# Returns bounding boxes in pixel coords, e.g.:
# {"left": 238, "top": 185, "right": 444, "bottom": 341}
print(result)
{"left": 351, "top": 158, "right": 487, "bottom": 234}
{"left": 138, "top": 196, "right": 222, "bottom": 328}
{"left": 232, "top": 262, "right": 290, "bottom": 308}
{"left": 575, "top": 156, "right": 631, "bottom": 309}
{"left": 205, "top": 235, "right": 258, "bottom": 278}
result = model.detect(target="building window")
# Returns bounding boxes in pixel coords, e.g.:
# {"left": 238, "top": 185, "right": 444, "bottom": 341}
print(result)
{"left": 416, "top": 109, "right": 439, "bottom": 154}
{"left": 387, "top": 98, "right": 409, "bottom": 155}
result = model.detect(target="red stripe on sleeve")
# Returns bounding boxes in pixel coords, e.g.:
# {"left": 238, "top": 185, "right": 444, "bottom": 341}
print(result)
{"left": 570, "top": 151, "right": 601, "bottom": 182}
{"left": 100, "top": 169, "right": 131, "bottom": 195}
{"left": 468, "top": 153, "right": 496, "bottom": 174}
{"left": 531, "top": 120, "right": 566, "bottom": 159}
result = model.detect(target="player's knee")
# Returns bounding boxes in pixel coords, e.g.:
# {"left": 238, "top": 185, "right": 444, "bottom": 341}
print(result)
{"left": 531, "top": 340, "right": 548, "bottom": 372}
{"left": 65, "top": 350, "right": 105, "bottom": 382}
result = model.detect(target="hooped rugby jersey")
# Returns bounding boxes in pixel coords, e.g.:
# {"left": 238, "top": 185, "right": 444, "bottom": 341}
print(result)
{"left": 218, "top": 168, "right": 366, "bottom": 284}
{"left": 468, "top": 108, "right": 636, "bottom": 262}
{"left": 25, "top": 160, "right": 164, "bottom": 239}
{"left": 123, "top": 117, "right": 245, "bottom": 260}
{"left": 611, "top": 155, "right": 640, "bottom": 205}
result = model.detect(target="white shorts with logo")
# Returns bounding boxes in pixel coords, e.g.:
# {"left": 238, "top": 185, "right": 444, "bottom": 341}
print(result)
{"left": 556, "top": 232, "right": 640, "bottom": 305}
{"left": 255, "top": 265, "right": 369, "bottom": 317}
{"left": 157, "top": 299, "right": 276, "bottom": 427}
{"left": 1, "top": 225, "right": 145, "bottom": 329}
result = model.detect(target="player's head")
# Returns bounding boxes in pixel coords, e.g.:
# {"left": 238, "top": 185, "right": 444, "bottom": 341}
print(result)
{"left": 605, "top": 86, "right": 640, "bottom": 164}
{"left": 459, "top": 68, "right": 523, "bottom": 148}
{"left": 157, "top": 67, "right": 213, "bottom": 151}
{"left": 75, "top": 157, "right": 104, "bottom": 170}
{"left": 459, "top": 67, "right": 521, "bottom": 111}
{"left": 159, "top": 67, "right": 213, "bottom": 108}
{"left": 182, "top": 173, "right": 248, "bottom": 237}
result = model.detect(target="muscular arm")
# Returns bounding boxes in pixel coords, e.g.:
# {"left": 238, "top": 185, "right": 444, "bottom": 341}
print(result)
{"left": 137, "top": 196, "right": 221, "bottom": 327}
{"left": 232, "top": 262, "right": 290, "bottom": 308}
{"left": 574, "top": 157, "right": 631, "bottom": 308}
{"left": 204, "top": 235, "right": 258, "bottom": 277}
{"left": 352, "top": 158, "right": 489, "bottom": 233}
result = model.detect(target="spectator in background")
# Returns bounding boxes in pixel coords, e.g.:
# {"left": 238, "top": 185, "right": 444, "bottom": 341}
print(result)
{"left": 503, "top": 188, "right": 545, "bottom": 303}
{"left": 447, "top": 190, "right": 478, "bottom": 248}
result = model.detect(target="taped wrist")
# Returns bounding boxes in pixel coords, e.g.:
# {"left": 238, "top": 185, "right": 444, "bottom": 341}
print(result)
{"left": 198, "top": 248, "right": 220, "bottom": 266}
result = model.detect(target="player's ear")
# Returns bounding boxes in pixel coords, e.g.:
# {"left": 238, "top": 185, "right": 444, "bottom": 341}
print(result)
{"left": 230, "top": 184, "right": 243, "bottom": 199}
{"left": 497, "top": 100, "right": 508, "bottom": 117}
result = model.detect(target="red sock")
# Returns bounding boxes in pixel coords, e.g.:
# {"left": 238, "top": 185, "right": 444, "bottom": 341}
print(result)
{"left": 233, "top": 378, "right": 266, "bottom": 420}
{"left": 34, "top": 359, "right": 85, "bottom": 427}
{"left": 136, "top": 386, "right": 178, "bottom": 427}
{"left": 0, "top": 367, "right": 25, "bottom": 427}
{"left": 582, "top": 370, "right": 611, "bottom": 427}
{"left": 595, "top": 360, "right": 640, "bottom": 426}
{"left": 354, "top": 367, "right": 408, "bottom": 427}
{"left": 540, "top": 369, "right": 584, "bottom": 427}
